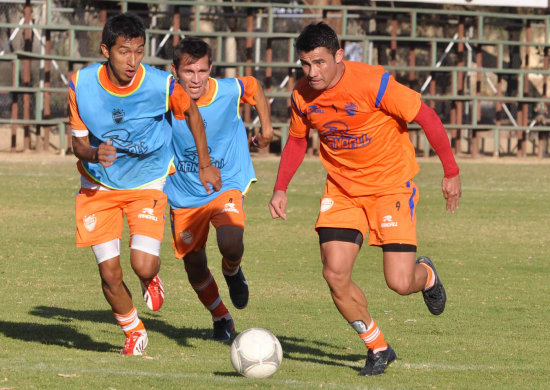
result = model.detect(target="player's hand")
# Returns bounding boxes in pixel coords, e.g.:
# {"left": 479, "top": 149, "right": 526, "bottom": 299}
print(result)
{"left": 199, "top": 164, "right": 221, "bottom": 195}
{"left": 97, "top": 140, "right": 117, "bottom": 168}
{"left": 252, "top": 129, "right": 273, "bottom": 149}
{"left": 442, "top": 174, "right": 461, "bottom": 213}
{"left": 269, "top": 190, "right": 288, "bottom": 220}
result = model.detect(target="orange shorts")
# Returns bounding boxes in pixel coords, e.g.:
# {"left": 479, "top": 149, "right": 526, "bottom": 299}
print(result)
{"left": 170, "top": 189, "right": 246, "bottom": 259}
{"left": 75, "top": 188, "right": 167, "bottom": 247}
{"left": 315, "top": 179, "right": 419, "bottom": 247}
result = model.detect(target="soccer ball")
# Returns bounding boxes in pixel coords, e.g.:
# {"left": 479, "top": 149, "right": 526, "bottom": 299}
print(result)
{"left": 230, "top": 328, "right": 283, "bottom": 378}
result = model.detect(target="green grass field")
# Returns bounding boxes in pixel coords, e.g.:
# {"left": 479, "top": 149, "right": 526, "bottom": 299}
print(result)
{"left": 1, "top": 155, "right": 549, "bottom": 389}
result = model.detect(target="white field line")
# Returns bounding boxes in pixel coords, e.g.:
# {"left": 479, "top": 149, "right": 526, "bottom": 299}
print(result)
{"left": 0, "top": 359, "right": 533, "bottom": 385}
{"left": 0, "top": 363, "right": 379, "bottom": 389}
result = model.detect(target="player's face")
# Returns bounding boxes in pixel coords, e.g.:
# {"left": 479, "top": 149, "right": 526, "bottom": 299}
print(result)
{"left": 101, "top": 36, "right": 145, "bottom": 87}
{"left": 299, "top": 46, "right": 344, "bottom": 90}
{"left": 171, "top": 54, "right": 212, "bottom": 100}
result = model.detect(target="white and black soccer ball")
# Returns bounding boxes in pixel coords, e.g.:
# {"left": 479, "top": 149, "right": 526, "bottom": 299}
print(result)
{"left": 230, "top": 328, "right": 283, "bottom": 379}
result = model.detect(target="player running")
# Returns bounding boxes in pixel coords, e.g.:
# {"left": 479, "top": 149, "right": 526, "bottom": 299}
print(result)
{"left": 165, "top": 37, "right": 273, "bottom": 342}
{"left": 69, "top": 13, "right": 220, "bottom": 355}
{"left": 269, "top": 22, "right": 461, "bottom": 376}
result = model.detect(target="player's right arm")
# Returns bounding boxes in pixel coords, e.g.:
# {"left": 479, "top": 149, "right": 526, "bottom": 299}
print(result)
{"left": 268, "top": 92, "right": 308, "bottom": 220}
{"left": 69, "top": 73, "right": 116, "bottom": 167}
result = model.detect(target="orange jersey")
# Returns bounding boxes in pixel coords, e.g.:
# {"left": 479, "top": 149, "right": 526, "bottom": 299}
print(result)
{"left": 69, "top": 63, "right": 191, "bottom": 130}
{"left": 290, "top": 61, "right": 422, "bottom": 195}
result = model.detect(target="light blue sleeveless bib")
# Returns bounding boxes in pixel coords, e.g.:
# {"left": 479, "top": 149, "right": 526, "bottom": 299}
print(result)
{"left": 165, "top": 78, "right": 256, "bottom": 208}
{"left": 75, "top": 62, "right": 174, "bottom": 189}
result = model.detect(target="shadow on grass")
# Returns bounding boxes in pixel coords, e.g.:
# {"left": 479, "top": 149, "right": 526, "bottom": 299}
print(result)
{"left": 29, "top": 305, "right": 214, "bottom": 348}
{"left": 26, "top": 306, "right": 363, "bottom": 370}
{"left": 211, "top": 334, "right": 365, "bottom": 377}
{"left": 277, "top": 335, "right": 364, "bottom": 370}
{"left": 213, "top": 371, "right": 241, "bottom": 377}
{"left": 0, "top": 320, "right": 117, "bottom": 352}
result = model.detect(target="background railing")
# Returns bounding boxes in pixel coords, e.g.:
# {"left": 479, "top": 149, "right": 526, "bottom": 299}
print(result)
{"left": 1, "top": 0, "right": 549, "bottom": 158}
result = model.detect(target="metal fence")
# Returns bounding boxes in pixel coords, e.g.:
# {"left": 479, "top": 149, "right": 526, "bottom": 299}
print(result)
{"left": 1, "top": 0, "right": 550, "bottom": 157}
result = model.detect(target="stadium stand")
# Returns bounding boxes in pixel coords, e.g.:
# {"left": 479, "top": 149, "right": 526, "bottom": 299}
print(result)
{"left": 1, "top": 0, "right": 549, "bottom": 157}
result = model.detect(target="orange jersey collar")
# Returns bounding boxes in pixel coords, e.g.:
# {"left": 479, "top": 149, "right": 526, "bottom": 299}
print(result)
{"left": 98, "top": 63, "right": 145, "bottom": 96}
{"left": 195, "top": 78, "right": 218, "bottom": 107}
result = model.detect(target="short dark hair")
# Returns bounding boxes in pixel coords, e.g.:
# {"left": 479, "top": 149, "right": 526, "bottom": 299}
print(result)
{"left": 295, "top": 22, "right": 340, "bottom": 55}
{"left": 173, "top": 37, "right": 212, "bottom": 69}
{"left": 102, "top": 13, "right": 146, "bottom": 50}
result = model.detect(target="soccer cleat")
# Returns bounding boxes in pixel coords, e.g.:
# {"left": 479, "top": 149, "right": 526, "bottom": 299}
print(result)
{"left": 121, "top": 331, "right": 148, "bottom": 355}
{"left": 417, "top": 256, "right": 446, "bottom": 315}
{"left": 358, "top": 344, "right": 397, "bottom": 376}
{"left": 212, "top": 317, "right": 235, "bottom": 343}
{"left": 141, "top": 274, "right": 165, "bottom": 311}
{"left": 223, "top": 266, "right": 249, "bottom": 309}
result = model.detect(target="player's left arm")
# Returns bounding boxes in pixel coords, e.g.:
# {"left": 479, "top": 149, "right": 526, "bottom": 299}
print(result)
{"left": 413, "top": 101, "right": 461, "bottom": 213}
{"left": 170, "top": 83, "right": 221, "bottom": 194}
{"left": 238, "top": 77, "right": 273, "bottom": 149}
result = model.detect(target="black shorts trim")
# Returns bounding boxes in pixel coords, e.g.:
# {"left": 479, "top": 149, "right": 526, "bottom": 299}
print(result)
{"left": 318, "top": 227, "right": 363, "bottom": 246}
{"left": 382, "top": 243, "right": 417, "bottom": 252}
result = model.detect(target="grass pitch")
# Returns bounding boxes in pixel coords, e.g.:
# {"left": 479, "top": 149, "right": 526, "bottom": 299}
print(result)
{"left": 0, "top": 155, "right": 549, "bottom": 389}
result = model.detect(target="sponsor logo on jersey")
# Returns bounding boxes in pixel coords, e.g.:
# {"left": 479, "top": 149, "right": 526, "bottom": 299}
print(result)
{"left": 102, "top": 128, "right": 148, "bottom": 154}
{"left": 381, "top": 215, "right": 398, "bottom": 228}
{"left": 177, "top": 146, "right": 224, "bottom": 173}
{"left": 180, "top": 230, "right": 193, "bottom": 244}
{"left": 138, "top": 208, "right": 158, "bottom": 222}
{"left": 307, "top": 104, "right": 324, "bottom": 114}
{"left": 321, "top": 121, "right": 372, "bottom": 150}
{"left": 320, "top": 198, "right": 334, "bottom": 212}
{"left": 83, "top": 214, "right": 97, "bottom": 232}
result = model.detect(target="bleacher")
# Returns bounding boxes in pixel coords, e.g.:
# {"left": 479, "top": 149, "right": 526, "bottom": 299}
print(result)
{"left": 1, "top": 0, "right": 550, "bottom": 157}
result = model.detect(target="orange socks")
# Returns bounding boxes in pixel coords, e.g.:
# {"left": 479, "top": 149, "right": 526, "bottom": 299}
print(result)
{"left": 114, "top": 306, "right": 145, "bottom": 335}
{"left": 419, "top": 262, "right": 435, "bottom": 290}
{"left": 352, "top": 320, "right": 388, "bottom": 351}
{"left": 191, "top": 272, "right": 230, "bottom": 320}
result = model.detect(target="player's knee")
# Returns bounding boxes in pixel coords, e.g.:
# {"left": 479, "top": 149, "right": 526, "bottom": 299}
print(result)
{"left": 218, "top": 240, "right": 244, "bottom": 262}
{"left": 322, "top": 266, "right": 348, "bottom": 289}
{"left": 131, "top": 259, "right": 159, "bottom": 280}
{"left": 386, "top": 277, "right": 415, "bottom": 295}
{"left": 99, "top": 264, "right": 123, "bottom": 287}
{"left": 130, "top": 235, "right": 161, "bottom": 278}
{"left": 382, "top": 244, "right": 417, "bottom": 295}
{"left": 183, "top": 251, "right": 209, "bottom": 281}
{"left": 217, "top": 226, "right": 244, "bottom": 261}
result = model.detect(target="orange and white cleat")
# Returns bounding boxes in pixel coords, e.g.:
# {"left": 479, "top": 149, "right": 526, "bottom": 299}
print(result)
{"left": 141, "top": 274, "right": 165, "bottom": 311}
{"left": 121, "top": 331, "right": 148, "bottom": 355}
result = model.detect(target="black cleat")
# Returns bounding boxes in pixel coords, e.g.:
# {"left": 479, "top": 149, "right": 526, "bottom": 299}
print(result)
{"left": 223, "top": 266, "right": 249, "bottom": 309}
{"left": 359, "top": 344, "right": 397, "bottom": 376}
{"left": 417, "top": 256, "right": 446, "bottom": 315}
{"left": 212, "top": 317, "right": 235, "bottom": 343}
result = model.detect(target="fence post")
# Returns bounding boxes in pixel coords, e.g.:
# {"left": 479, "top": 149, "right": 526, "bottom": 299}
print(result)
{"left": 23, "top": 0, "right": 32, "bottom": 152}
{"left": 455, "top": 16, "right": 465, "bottom": 155}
